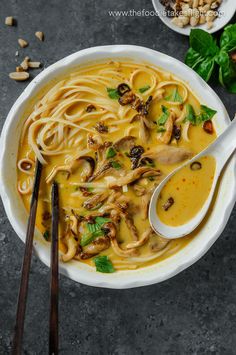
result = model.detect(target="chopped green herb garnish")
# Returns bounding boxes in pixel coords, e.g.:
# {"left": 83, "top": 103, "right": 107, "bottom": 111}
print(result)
{"left": 106, "top": 147, "right": 117, "bottom": 159}
{"left": 94, "top": 255, "right": 115, "bottom": 273}
{"left": 43, "top": 230, "right": 50, "bottom": 241}
{"left": 81, "top": 216, "right": 111, "bottom": 246}
{"left": 185, "top": 104, "right": 216, "bottom": 125}
{"left": 158, "top": 105, "right": 169, "bottom": 126}
{"left": 165, "top": 88, "right": 183, "bottom": 103}
{"left": 87, "top": 187, "right": 94, "bottom": 193}
{"left": 111, "top": 161, "right": 122, "bottom": 169}
{"left": 197, "top": 105, "right": 217, "bottom": 123}
{"left": 185, "top": 104, "right": 196, "bottom": 124}
{"left": 148, "top": 176, "right": 155, "bottom": 181}
{"left": 107, "top": 88, "right": 120, "bottom": 100}
{"left": 157, "top": 127, "right": 166, "bottom": 133}
{"left": 139, "top": 85, "right": 151, "bottom": 93}
{"left": 80, "top": 230, "right": 104, "bottom": 247}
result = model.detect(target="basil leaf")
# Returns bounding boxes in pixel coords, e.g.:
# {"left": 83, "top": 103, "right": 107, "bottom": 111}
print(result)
{"left": 165, "top": 88, "right": 183, "bottom": 103}
{"left": 111, "top": 161, "right": 121, "bottom": 169}
{"left": 107, "top": 88, "right": 120, "bottom": 100}
{"left": 185, "top": 104, "right": 196, "bottom": 124}
{"left": 157, "top": 127, "right": 166, "bottom": 133}
{"left": 158, "top": 105, "right": 169, "bottom": 125}
{"left": 217, "top": 50, "right": 236, "bottom": 93}
{"left": 86, "top": 216, "right": 111, "bottom": 234}
{"left": 190, "top": 29, "right": 219, "bottom": 57}
{"left": 193, "top": 57, "right": 215, "bottom": 82}
{"left": 80, "top": 229, "right": 104, "bottom": 247}
{"left": 220, "top": 24, "right": 236, "bottom": 52}
{"left": 106, "top": 147, "right": 117, "bottom": 159}
{"left": 94, "top": 255, "right": 115, "bottom": 273}
{"left": 94, "top": 216, "right": 111, "bottom": 226}
{"left": 139, "top": 85, "right": 150, "bottom": 93}
{"left": 43, "top": 230, "right": 50, "bottom": 241}
{"left": 197, "top": 105, "right": 217, "bottom": 123}
{"left": 185, "top": 48, "right": 205, "bottom": 70}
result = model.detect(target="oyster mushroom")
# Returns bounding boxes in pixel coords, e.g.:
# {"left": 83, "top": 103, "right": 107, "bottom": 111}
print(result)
{"left": 149, "top": 234, "right": 170, "bottom": 252}
{"left": 79, "top": 236, "right": 110, "bottom": 259}
{"left": 142, "top": 145, "right": 193, "bottom": 165}
{"left": 108, "top": 166, "right": 161, "bottom": 188}
{"left": 113, "top": 136, "right": 136, "bottom": 151}
{"left": 83, "top": 192, "right": 109, "bottom": 210}
{"left": 126, "top": 227, "right": 153, "bottom": 249}
{"left": 103, "top": 222, "right": 138, "bottom": 257}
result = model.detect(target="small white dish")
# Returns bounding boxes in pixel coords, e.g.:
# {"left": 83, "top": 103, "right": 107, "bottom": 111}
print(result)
{"left": 0, "top": 45, "right": 236, "bottom": 289}
{"left": 152, "top": 0, "right": 236, "bottom": 36}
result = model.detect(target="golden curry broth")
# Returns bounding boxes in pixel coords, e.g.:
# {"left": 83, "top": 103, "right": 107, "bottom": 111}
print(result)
{"left": 17, "top": 60, "right": 217, "bottom": 270}
{"left": 157, "top": 156, "right": 216, "bottom": 227}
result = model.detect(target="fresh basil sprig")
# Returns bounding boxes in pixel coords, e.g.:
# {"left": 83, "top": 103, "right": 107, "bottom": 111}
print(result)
{"left": 185, "top": 25, "right": 236, "bottom": 93}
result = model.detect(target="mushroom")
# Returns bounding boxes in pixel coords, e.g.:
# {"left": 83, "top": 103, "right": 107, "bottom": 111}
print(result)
{"left": 103, "top": 222, "right": 138, "bottom": 257}
{"left": 142, "top": 145, "right": 193, "bottom": 165}
{"left": 77, "top": 156, "right": 95, "bottom": 181}
{"left": 79, "top": 236, "right": 110, "bottom": 259}
{"left": 113, "top": 136, "right": 136, "bottom": 151}
{"left": 46, "top": 155, "right": 95, "bottom": 183}
{"left": 88, "top": 161, "right": 113, "bottom": 181}
{"left": 128, "top": 145, "right": 145, "bottom": 169}
{"left": 95, "top": 122, "right": 108, "bottom": 133}
{"left": 159, "top": 112, "right": 175, "bottom": 144}
{"left": 126, "top": 227, "right": 153, "bottom": 249}
{"left": 87, "top": 133, "right": 103, "bottom": 150}
{"left": 108, "top": 167, "right": 161, "bottom": 188}
{"left": 118, "top": 91, "right": 136, "bottom": 106}
{"left": 149, "top": 234, "right": 170, "bottom": 252}
{"left": 83, "top": 192, "right": 109, "bottom": 210}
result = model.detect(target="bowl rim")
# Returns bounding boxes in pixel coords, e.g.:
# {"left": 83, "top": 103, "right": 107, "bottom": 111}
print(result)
{"left": 152, "top": 0, "right": 236, "bottom": 36}
{"left": 0, "top": 44, "right": 236, "bottom": 289}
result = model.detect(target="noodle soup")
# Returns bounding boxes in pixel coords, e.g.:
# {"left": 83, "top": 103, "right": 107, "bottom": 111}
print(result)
{"left": 17, "top": 60, "right": 217, "bottom": 272}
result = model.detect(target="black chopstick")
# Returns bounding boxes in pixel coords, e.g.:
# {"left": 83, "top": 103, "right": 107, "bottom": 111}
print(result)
{"left": 12, "top": 160, "right": 42, "bottom": 355}
{"left": 49, "top": 182, "right": 59, "bottom": 355}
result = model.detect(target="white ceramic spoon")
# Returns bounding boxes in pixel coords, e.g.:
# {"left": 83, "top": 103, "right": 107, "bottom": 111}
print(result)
{"left": 149, "top": 116, "right": 236, "bottom": 239}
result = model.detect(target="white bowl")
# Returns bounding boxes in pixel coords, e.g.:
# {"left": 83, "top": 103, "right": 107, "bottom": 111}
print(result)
{"left": 152, "top": 0, "right": 236, "bottom": 36}
{"left": 0, "top": 45, "right": 236, "bottom": 289}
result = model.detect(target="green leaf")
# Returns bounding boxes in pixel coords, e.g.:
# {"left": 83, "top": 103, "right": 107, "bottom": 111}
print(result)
{"left": 190, "top": 29, "right": 219, "bottom": 57}
{"left": 220, "top": 24, "right": 236, "bottom": 52}
{"left": 197, "top": 105, "right": 217, "bottom": 124}
{"left": 94, "top": 255, "right": 115, "bottom": 273}
{"left": 106, "top": 147, "right": 117, "bottom": 159}
{"left": 80, "top": 229, "right": 105, "bottom": 247}
{"left": 107, "top": 88, "right": 120, "bottom": 100}
{"left": 185, "top": 48, "right": 205, "bottom": 70}
{"left": 157, "top": 127, "right": 166, "bottom": 133}
{"left": 139, "top": 85, "right": 151, "bottom": 93}
{"left": 165, "top": 88, "right": 183, "bottom": 103}
{"left": 217, "top": 50, "right": 236, "bottom": 93}
{"left": 94, "top": 216, "right": 111, "bottom": 226}
{"left": 85, "top": 216, "right": 111, "bottom": 242}
{"left": 185, "top": 104, "right": 196, "bottom": 124}
{"left": 111, "top": 161, "right": 121, "bottom": 169}
{"left": 158, "top": 105, "right": 169, "bottom": 126}
{"left": 43, "top": 230, "right": 50, "bottom": 241}
{"left": 193, "top": 57, "right": 215, "bottom": 82}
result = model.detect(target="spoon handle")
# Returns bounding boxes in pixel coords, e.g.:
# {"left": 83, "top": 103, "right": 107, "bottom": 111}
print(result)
{"left": 212, "top": 116, "right": 236, "bottom": 171}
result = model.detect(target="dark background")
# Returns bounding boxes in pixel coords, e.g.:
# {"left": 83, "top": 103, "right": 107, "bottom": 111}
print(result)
{"left": 0, "top": 1, "right": 236, "bottom": 354}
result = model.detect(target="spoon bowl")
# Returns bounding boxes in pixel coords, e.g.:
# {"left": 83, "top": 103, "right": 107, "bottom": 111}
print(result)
{"left": 149, "top": 117, "right": 236, "bottom": 239}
